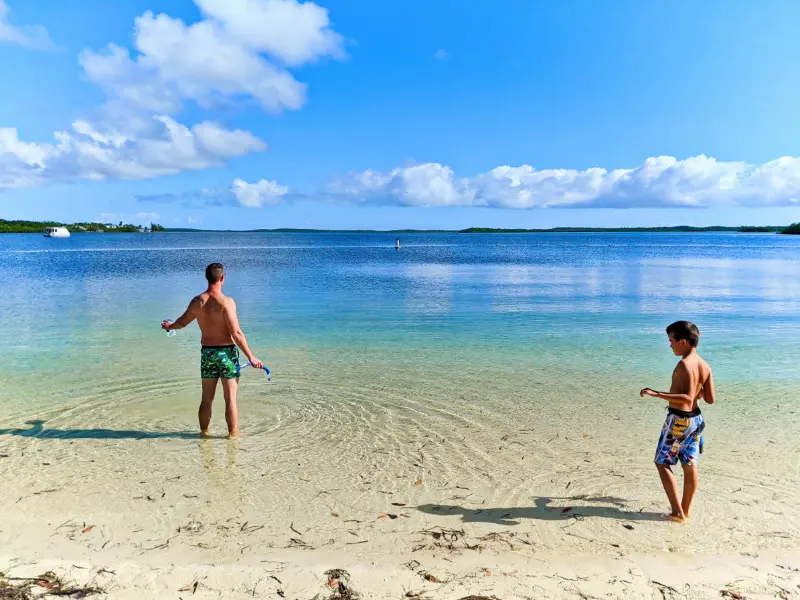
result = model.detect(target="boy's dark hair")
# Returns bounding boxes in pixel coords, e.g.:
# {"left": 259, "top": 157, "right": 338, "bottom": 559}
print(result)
{"left": 205, "top": 263, "right": 224, "bottom": 284}
{"left": 666, "top": 321, "right": 700, "bottom": 347}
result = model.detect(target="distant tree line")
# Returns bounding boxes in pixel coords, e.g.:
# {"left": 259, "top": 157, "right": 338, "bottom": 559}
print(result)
{"left": 0, "top": 219, "right": 165, "bottom": 233}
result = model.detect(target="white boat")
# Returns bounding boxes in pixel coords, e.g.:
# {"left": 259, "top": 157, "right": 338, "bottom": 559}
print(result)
{"left": 43, "top": 226, "right": 70, "bottom": 238}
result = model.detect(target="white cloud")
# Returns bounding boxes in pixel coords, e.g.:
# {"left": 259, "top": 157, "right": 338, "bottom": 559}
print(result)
{"left": 0, "top": 0, "right": 55, "bottom": 50}
{"left": 138, "top": 177, "right": 290, "bottom": 208}
{"left": 2, "top": 0, "right": 346, "bottom": 191}
{"left": 195, "top": 0, "right": 345, "bottom": 66}
{"left": 231, "top": 177, "right": 288, "bottom": 207}
{"left": 0, "top": 117, "right": 265, "bottom": 189}
{"left": 326, "top": 156, "right": 800, "bottom": 209}
{"left": 433, "top": 49, "right": 449, "bottom": 60}
{"left": 81, "top": 0, "right": 345, "bottom": 114}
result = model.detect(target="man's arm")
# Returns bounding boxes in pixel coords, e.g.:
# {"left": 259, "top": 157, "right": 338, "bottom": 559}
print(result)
{"left": 222, "top": 298, "right": 262, "bottom": 368}
{"left": 640, "top": 361, "right": 699, "bottom": 403}
{"left": 162, "top": 298, "right": 199, "bottom": 331}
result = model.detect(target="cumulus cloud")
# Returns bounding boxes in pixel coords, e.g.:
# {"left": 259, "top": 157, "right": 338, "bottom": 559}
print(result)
{"left": 232, "top": 178, "right": 288, "bottom": 207}
{"left": 0, "top": 0, "right": 344, "bottom": 192}
{"left": 195, "top": 0, "right": 345, "bottom": 66}
{"left": 138, "top": 178, "right": 288, "bottom": 208}
{"left": 0, "top": 117, "right": 265, "bottom": 189}
{"left": 0, "top": 0, "right": 55, "bottom": 50}
{"left": 80, "top": 0, "right": 345, "bottom": 114}
{"left": 326, "top": 156, "right": 800, "bottom": 209}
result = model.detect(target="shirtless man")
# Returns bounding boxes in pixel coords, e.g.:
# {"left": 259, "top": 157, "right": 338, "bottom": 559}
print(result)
{"left": 161, "top": 263, "right": 262, "bottom": 439}
{"left": 640, "top": 321, "right": 715, "bottom": 523}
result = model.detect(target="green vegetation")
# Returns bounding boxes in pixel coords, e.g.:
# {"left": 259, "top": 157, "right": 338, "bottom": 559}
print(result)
{"left": 2, "top": 220, "right": 796, "bottom": 234}
{"left": 0, "top": 219, "right": 165, "bottom": 233}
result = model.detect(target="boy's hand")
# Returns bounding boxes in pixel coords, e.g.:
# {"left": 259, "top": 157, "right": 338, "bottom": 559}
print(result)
{"left": 248, "top": 357, "right": 263, "bottom": 369}
{"left": 161, "top": 320, "right": 173, "bottom": 331}
{"left": 640, "top": 388, "right": 658, "bottom": 398}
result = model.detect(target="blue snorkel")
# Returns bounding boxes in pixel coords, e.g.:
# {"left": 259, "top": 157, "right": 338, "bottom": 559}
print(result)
{"left": 238, "top": 362, "right": 271, "bottom": 381}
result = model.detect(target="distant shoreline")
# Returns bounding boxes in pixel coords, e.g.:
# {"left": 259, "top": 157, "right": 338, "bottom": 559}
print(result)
{"left": 2, "top": 219, "right": 799, "bottom": 234}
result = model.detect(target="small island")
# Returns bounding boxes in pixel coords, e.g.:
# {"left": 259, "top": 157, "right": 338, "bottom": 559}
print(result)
{"left": 780, "top": 222, "right": 800, "bottom": 235}
{"left": 0, "top": 219, "right": 165, "bottom": 234}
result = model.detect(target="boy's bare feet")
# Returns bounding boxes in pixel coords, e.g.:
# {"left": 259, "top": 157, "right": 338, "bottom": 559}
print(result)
{"left": 200, "top": 429, "right": 212, "bottom": 439}
{"left": 667, "top": 513, "right": 687, "bottom": 524}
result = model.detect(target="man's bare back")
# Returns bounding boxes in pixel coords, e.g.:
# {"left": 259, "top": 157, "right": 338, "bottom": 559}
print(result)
{"left": 191, "top": 291, "right": 235, "bottom": 346}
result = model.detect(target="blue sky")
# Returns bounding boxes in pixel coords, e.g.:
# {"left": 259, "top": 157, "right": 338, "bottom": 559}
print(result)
{"left": 2, "top": 0, "right": 800, "bottom": 229}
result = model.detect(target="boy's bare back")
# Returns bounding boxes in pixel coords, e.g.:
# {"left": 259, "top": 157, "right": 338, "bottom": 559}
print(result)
{"left": 668, "top": 354, "right": 714, "bottom": 413}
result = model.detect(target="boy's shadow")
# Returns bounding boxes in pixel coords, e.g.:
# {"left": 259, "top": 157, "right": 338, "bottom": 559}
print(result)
{"left": 417, "top": 496, "right": 665, "bottom": 525}
{"left": 0, "top": 420, "right": 202, "bottom": 440}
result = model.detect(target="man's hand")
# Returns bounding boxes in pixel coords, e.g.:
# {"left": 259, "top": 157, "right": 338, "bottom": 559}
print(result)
{"left": 640, "top": 388, "right": 659, "bottom": 398}
{"left": 161, "top": 320, "right": 174, "bottom": 331}
{"left": 248, "top": 357, "right": 263, "bottom": 369}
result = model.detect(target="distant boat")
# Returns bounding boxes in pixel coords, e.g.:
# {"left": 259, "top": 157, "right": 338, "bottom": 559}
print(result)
{"left": 43, "top": 226, "right": 70, "bottom": 238}
{"left": 395, "top": 237, "right": 401, "bottom": 250}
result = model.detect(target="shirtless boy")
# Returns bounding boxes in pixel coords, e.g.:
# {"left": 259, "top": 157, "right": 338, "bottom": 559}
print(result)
{"left": 640, "top": 321, "right": 715, "bottom": 523}
{"left": 161, "top": 263, "right": 262, "bottom": 439}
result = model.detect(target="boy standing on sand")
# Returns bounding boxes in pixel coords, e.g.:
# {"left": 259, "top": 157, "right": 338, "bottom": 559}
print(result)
{"left": 640, "top": 321, "right": 715, "bottom": 523}
{"left": 161, "top": 263, "right": 262, "bottom": 439}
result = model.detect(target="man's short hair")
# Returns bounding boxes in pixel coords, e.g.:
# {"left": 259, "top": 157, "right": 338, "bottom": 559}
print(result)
{"left": 666, "top": 321, "right": 700, "bottom": 347}
{"left": 205, "top": 263, "right": 224, "bottom": 284}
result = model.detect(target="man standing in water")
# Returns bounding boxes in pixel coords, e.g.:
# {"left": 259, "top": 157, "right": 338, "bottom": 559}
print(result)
{"left": 161, "top": 263, "right": 262, "bottom": 439}
{"left": 640, "top": 321, "right": 715, "bottom": 523}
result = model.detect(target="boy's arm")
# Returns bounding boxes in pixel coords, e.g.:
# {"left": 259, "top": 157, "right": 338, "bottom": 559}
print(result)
{"left": 700, "top": 371, "right": 716, "bottom": 404}
{"left": 640, "top": 362, "right": 699, "bottom": 403}
{"left": 222, "top": 298, "right": 262, "bottom": 368}
{"left": 162, "top": 298, "right": 198, "bottom": 331}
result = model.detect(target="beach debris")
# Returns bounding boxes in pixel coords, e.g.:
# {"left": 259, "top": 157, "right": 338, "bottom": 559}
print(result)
{"left": 323, "top": 569, "right": 359, "bottom": 600}
{"left": 0, "top": 571, "right": 103, "bottom": 599}
{"left": 80, "top": 525, "right": 95, "bottom": 534}
{"left": 415, "top": 480, "right": 423, "bottom": 486}
{"left": 391, "top": 502, "right": 407, "bottom": 506}
{"left": 290, "top": 522, "right": 304, "bottom": 536}
{"left": 421, "top": 572, "right": 445, "bottom": 583}
{"left": 457, "top": 597, "right": 501, "bottom": 600}
{"left": 177, "top": 580, "right": 199, "bottom": 594}
{"left": 623, "top": 524, "right": 635, "bottom": 530}
{"left": 720, "top": 591, "right": 746, "bottom": 600}
{"left": 377, "top": 514, "right": 398, "bottom": 520}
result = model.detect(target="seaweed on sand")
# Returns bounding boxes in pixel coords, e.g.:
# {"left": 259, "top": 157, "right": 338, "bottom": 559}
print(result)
{"left": 0, "top": 571, "right": 103, "bottom": 599}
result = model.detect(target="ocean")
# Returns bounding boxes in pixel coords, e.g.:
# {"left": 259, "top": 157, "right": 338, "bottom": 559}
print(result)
{"left": 0, "top": 231, "right": 798, "bottom": 559}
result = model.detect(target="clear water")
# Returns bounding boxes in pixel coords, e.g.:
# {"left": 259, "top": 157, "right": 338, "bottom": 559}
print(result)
{"left": 0, "top": 231, "right": 798, "bottom": 560}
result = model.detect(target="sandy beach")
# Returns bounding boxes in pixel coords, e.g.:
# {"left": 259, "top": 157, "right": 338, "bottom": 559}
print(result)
{"left": 2, "top": 364, "right": 798, "bottom": 598}
{"left": 2, "top": 233, "right": 800, "bottom": 598}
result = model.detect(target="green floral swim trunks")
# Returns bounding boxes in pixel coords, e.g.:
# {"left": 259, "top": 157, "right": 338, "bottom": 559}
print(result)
{"left": 200, "top": 345, "right": 240, "bottom": 379}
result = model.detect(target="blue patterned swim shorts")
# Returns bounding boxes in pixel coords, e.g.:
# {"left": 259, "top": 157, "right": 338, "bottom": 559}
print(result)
{"left": 655, "top": 408, "right": 705, "bottom": 466}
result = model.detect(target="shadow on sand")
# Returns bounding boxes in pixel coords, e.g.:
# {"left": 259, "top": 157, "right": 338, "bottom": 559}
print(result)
{"left": 0, "top": 420, "right": 205, "bottom": 440}
{"left": 417, "top": 495, "right": 667, "bottom": 525}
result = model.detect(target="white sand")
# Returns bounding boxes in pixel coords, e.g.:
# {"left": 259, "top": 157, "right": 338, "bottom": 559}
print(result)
{"left": 2, "top": 359, "right": 799, "bottom": 598}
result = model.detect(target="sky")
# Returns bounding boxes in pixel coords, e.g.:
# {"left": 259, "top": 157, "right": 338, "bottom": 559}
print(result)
{"left": 2, "top": 0, "right": 800, "bottom": 230}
